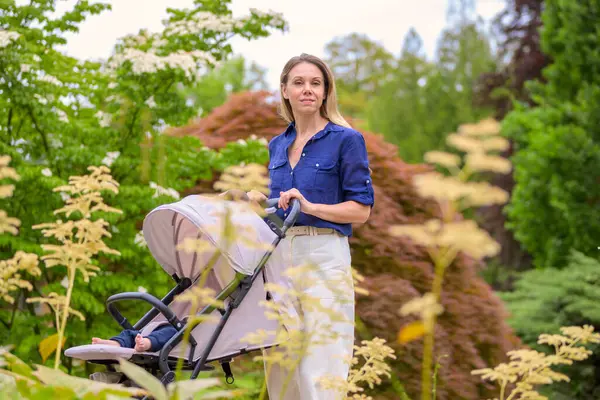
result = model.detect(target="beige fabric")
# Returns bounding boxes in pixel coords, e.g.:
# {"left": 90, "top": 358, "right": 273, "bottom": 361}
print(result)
{"left": 264, "top": 233, "right": 354, "bottom": 400}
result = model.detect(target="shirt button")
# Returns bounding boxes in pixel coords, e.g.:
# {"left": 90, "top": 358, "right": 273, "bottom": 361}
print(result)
{"left": 316, "top": 163, "right": 319, "bottom": 167}
{"left": 302, "top": 153, "right": 305, "bottom": 157}
{"left": 290, "top": 171, "right": 293, "bottom": 175}
{"left": 366, "top": 180, "right": 370, "bottom": 183}
{"left": 284, "top": 213, "right": 287, "bottom": 217}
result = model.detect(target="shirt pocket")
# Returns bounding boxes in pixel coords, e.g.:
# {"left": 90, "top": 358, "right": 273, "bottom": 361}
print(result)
{"left": 312, "top": 159, "right": 339, "bottom": 192}
{"left": 268, "top": 158, "right": 287, "bottom": 193}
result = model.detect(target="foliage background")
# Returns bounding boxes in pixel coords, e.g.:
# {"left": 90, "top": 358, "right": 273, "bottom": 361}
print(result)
{"left": 2, "top": 0, "right": 600, "bottom": 399}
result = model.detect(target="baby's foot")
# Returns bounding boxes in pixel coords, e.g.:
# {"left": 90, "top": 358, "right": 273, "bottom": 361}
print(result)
{"left": 134, "top": 334, "right": 152, "bottom": 352}
{"left": 91, "top": 338, "right": 121, "bottom": 346}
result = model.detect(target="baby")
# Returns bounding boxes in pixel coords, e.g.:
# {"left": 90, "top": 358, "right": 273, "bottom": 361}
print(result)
{"left": 92, "top": 324, "right": 177, "bottom": 352}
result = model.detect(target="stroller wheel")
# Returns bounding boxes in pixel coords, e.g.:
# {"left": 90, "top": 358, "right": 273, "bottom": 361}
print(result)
{"left": 160, "top": 371, "right": 175, "bottom": 385}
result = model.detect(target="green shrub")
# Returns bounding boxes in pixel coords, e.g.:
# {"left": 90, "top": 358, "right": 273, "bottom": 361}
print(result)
{"left": 501, "top": 251, "right": 600, "bottom": 399}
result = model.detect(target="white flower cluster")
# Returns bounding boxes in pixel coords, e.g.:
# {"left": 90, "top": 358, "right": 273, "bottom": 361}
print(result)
{"left": 145, "top": 95, "right": 156, "bottom": 108}
{"left": 108, "top": 48, "right": 216, "bottom": 79}
{"left": 20, "top": 64, "right": 31, "bottom": 73}
{"left": 46, "top": 133, "right": 62, "bottom": 149}
{"left": 134, "top": 231, "right": 147, "bottom": 248}
{"left": 149, "top": 181, "right": 180, "bottom": 200}
{"left": 249, "top": 8, "right": 286, "bottom": 26}
{"left": 56, "top": 109, "right": 69, "bottom": 123}
{"left": 123, "top": 31, "right": 149, "bottom": 47}
{"left": 165, "top": 12, "right": 245, "bottom": 35}
{"left": 249, "top": 134, "right": 268, "bottom": 146}
{"left": 34, "top": 94, "right": 48, "bottom": 105}
{"left": 165, "top": 9, "right": 284, "bottom": 36}
{"left": 95, "top": 110, "right": 112, "bottom": 127}
{"left": 38, "top": 74, "right": 62, "bottom": 86}
{"left": 41, "top": 168, "right": 52, "bottom": 177}
{"left": 0, "top": 30, "right": 20, "bottom": 48}
{"left": 101, "top": 151, "right": 120, "bottom": 167}
{"left": 120, "top": 30, "right": 168, "bottom": 50}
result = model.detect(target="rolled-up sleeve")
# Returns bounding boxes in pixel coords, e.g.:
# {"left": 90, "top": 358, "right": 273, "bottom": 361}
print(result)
{"left": 340, "top": 131, "right": 374, "bottom": 206}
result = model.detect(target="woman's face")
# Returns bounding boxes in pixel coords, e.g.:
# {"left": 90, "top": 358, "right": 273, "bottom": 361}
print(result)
{"left": 282, "top": 62, "right": 326, "bottom": 117}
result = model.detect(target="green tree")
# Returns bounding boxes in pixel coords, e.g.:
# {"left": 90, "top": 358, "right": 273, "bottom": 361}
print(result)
{"left": 356, "top": 0, "right": 496, "bottom": 163}
{"left": 500, "top": 1, "right": 600, "bottom": 397}
{"left": 435, "top": 21, "right": 496, "bottom": 124}
{"left": 366, "top": 28, "right": 433, "bottom": 162}
{"left": 364, "top": 17, "right": 495, "bottom": 163}
{"left": 323, "top": 33, "right": 395, "bottom": 119}
{"left": 0, "top": 0, "right": 284, "bottom": 369}
{"left": 180, "top": 55, "right": 269, "bottom": 117}
{"left": 503, "top": 0, "right": 600, "bottom": 269}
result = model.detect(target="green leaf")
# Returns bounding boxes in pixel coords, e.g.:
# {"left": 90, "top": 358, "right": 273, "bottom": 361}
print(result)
{"left": 3, "top": 353, "right": 35, "bottom": 380}
{"left": 33, "top": 364, "right": 146, "bottom": 398}
{"left": 118, "top": 358, "right": 168, "bottom": 400}
{"left": 167, "top": 378, "right": 222, "bottom": 399}
{"left": 15, "top": 378, "right": 77, "bottom": 400}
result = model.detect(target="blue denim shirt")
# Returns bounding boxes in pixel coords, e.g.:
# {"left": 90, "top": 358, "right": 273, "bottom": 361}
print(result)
{"left": 267, "top": 121, "right": 374, "bottom": 236}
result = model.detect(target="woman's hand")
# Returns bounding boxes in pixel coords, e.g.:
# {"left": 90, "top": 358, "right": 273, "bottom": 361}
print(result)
{"left": 278, "top": 188, "right": 314, "bottom": 213}
{"left": 278, "top": 188, "right": 370, "bottom": 223}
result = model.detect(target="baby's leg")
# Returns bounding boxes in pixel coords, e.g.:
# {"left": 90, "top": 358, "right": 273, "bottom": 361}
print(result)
{"left": 91, "top": 338, "right": 120, "bottom": 346}
{"left": 93, "top": 329, "right": 138, "bottom": 348}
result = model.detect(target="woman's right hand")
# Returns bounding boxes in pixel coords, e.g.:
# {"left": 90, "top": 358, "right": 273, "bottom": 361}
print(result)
{"left": 246, "top": 190, "right": 267, "bottom": 203}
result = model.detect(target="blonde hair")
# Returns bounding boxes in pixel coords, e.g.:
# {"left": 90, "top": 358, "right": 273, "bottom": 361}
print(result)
{"left": 279, "top": 53, "right": 351, "bottom": 129}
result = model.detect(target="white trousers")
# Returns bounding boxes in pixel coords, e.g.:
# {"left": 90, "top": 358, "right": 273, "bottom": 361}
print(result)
{"left": 264, "top": 232, "right": 355, "bottom": 400}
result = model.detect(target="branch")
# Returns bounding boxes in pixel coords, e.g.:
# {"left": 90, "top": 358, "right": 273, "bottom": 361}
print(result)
{"left": 24, "top": 300, "right": 42, "bottom": 335}
{"left": 7, "top": 107, "right": 13, "bottom": 136}
{"left": 8, "top": 290, "right": 21, "bottom": 330}
{"left": 27, "top": 106, "right": 61, "bottom": 176}
{"left": 27, "top": 106, "right": 51, "bottom": 153}
{"left": 14, "top": 117, "right": 24, "bottom": 137}
{"left": 117, "top": 105, "right": 142, "bottom": 157}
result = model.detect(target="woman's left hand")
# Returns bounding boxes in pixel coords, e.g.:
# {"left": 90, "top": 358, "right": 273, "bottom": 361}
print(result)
{"left": 278, "top": 188, "right": 314, "bottom": 214}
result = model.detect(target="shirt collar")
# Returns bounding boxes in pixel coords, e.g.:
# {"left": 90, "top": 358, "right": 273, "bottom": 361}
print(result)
{"left": 284, "top": 120, "right": 343, "bottom": 140}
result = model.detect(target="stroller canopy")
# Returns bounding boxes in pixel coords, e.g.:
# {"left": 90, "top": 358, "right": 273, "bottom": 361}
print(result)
{"left": 143, "top": 194, "right": 279, "bottom": 282}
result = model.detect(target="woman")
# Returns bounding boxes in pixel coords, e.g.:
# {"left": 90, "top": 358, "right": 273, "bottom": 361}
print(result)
{"left": 248, "top": 53, "right": 374, "bottom": 399}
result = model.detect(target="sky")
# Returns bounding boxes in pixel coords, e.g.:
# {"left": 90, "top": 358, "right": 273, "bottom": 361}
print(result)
{"left": 48, "top": 0, "right": 505, "bottom": 90}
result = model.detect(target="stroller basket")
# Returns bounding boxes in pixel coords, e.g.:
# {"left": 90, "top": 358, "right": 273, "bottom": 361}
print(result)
{"left": 65, "top": 194, "right": 300, "bottom": 387}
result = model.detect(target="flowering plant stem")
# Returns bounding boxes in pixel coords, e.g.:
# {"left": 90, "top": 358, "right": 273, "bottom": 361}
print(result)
{"left": 420, "top": 252, "right": 453, "bottom": 400}
{"left": 54, "top": 268, "right": 75, "bottom": 369}
{"left": 421, "top": 200, "right": 458, "bottom": 400}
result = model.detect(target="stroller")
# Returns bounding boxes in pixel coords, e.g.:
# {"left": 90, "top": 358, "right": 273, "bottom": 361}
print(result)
{"left": 64, "top": 193, "right": 301, "bottom": 390}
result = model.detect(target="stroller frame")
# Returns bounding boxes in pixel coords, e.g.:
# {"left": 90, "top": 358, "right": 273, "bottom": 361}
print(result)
{"left": 100, "top": 197, "right": 300, "bottom": 388}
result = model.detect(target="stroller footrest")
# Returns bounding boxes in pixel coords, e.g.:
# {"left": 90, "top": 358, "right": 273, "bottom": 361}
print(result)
{"left": 65, "top": 344, "right": 137, "bottom": 361}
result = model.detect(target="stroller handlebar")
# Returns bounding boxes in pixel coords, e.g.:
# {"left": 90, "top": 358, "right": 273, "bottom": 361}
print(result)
{"left": 106, "top": 292, "right": 184, "bottom": 332}
{"left": 264, "top": 197, "right": 301, "bottom": 231}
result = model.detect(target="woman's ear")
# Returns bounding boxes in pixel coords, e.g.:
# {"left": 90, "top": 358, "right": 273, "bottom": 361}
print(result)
{"left": 281, "top": 83, "right": 288, "bottom": 99}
